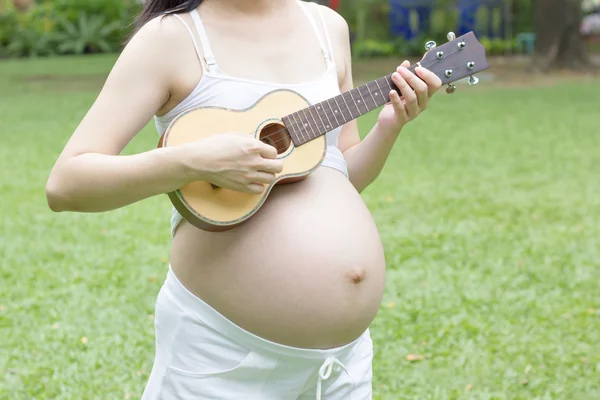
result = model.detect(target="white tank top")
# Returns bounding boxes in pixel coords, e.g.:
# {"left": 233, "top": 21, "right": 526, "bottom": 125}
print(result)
{"left": 154, "top": 1, "right": 348, "bottom": 237}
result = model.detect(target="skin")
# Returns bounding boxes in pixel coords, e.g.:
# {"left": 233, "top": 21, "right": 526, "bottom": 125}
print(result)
{"left": 46, "top": 0, "right": 442, "bottom": 349}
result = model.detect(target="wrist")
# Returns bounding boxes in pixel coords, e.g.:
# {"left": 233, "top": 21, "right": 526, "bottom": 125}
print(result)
{"left": 155, "top": 145, "right": 208, "bottom": 185}
{"left": 374, "top": 121, "right": 403, "bottom": 138}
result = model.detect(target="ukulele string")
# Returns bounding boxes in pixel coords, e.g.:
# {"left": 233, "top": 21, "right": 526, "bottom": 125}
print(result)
{"left": 254, "top": 84, "right": 398, "bottom": 149}
{"left": 254, "top": 74, "right": 424, "bottom": 146}
{"left": 240, "top": 47, "right": 468, "bottom": 147}
{"left": 252, "top": 91, "right": 392, "bottom": 148}
{"left": 241, "top": 74, "right": 405, "bottom": 146}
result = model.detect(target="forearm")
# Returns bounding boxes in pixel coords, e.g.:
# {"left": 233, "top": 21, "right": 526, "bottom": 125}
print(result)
{"left": 46, "top": 146, "right": 191, "bottom": 213}
{"left": 342, "top": 122, "right": 401, "bottom": 193}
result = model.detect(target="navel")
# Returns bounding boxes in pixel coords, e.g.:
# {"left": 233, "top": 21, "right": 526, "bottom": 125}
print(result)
{"left": 345, "top": 267, "right": 367, "bottom": 285}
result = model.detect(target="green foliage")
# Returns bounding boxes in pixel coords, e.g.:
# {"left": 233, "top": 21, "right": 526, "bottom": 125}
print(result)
{"left": 353, "top": 39, "right": 396, "bottom": 58}
{"left": 0, "top": 9, "right": 18, "bottom": 57}
{"left": 2, "top": 2, "right": 59, "bottom": 57}
{"left": 479, "top": 36, "right": 519, "bottom": 55}
{"left": 52, "top": 13, "right": 123, "bottom": 55}
{"left": 341, "top": 0, "right": 390, "bottom": 43}
{"left": 0, "top": 0, "right": 141, "bottom": 58}
{"left": 512, "top": 0, "right": 534, "bottom": 34}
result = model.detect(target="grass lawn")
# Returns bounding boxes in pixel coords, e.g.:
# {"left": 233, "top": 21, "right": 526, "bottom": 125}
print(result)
{"left": 1, "top": 53, "right": 600, "bottom": 400}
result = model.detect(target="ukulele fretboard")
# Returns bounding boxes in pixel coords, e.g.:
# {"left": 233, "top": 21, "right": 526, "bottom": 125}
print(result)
{"left": 283, "top": 67, "right": 415, "bottom": 146}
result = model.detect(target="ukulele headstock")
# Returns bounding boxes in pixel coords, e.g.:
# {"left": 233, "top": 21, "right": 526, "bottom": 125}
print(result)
{"left": 419, "top": 31, "right": 490, "bottom": 94}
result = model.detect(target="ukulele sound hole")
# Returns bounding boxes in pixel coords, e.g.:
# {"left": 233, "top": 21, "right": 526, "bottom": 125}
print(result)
{"left": 259, "top": 123, "right": 291, "bottom": 155}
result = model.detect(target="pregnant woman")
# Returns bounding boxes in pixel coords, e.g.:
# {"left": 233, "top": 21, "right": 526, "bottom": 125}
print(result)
{"left": 46, "top": 0, "right": 442, "bottom": 398}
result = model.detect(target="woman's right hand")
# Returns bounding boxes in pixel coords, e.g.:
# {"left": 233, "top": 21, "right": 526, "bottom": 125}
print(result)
{"left": 180, "top": 133, "right": 285, "bottom": 194}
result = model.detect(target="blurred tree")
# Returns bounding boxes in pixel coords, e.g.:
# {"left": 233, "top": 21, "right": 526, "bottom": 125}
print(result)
{"left": 533, "top": 0, "right": 590, "bottom": 70}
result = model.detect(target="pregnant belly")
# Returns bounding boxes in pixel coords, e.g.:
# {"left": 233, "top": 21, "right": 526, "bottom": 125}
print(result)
{"left": 169, "top": 167, "right": 387, "bottom": 349}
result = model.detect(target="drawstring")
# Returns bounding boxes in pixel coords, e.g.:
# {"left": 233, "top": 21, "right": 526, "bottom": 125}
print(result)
{"left": 316, "top": 356, "right": 350, "bottom": 400}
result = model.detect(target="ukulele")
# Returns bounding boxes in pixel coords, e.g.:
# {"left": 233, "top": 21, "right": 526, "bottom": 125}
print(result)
{"left": 158, "top": 31, "right": 490, "bottom": 232}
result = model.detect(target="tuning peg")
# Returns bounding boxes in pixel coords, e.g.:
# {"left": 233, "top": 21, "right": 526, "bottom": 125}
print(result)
{"left": 425, "top": 40, "right": 437, "bottom": 51}
{"left": 445, "top": 84, "right": 456, "bottom": 94}
{"left": 468, "top": 75, "right": 479, "bottom": 86}
{"left": 447, "top": 32, "right": 456, "bottom": 41}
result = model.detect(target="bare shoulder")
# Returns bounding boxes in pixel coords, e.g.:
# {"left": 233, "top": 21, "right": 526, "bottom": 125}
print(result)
{"left": 120, "top": 13, "right": 195, "bottom": 75}
{"left": 309, "top": 3, "right": 352, "bottom": 84}
{"left": 313, "top": 3, "right": 350, "bottom": 39}
{"left": 108, "top": 12, "right": 204, "bottom": 116}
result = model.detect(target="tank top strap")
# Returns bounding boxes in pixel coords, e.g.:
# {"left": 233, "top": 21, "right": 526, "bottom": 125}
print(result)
{"left": 314, "top": 3, "right": 335, "bottom": 64}
{"left": 297, "top": 0, "right": 333, "bottom": 66}
{"left": 189, "top": 9, "right": 220, "bottom": 73}
{"left": 169, "top": 12, "right": 205, "bottom": 67}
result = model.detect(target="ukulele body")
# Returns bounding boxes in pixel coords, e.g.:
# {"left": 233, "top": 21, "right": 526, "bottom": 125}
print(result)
{"left": 158, "top": 89, "right": 327, "bottom": 232}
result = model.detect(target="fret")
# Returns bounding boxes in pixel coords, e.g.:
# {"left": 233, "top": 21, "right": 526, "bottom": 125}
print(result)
{"left": 374, "top": 79, "right": 385, "bottom": 102}
{"left": 326, "top": 98, "right": 342, "bottom": 126}
{"left": 341, "top": 92, "right": 360, "bottom": 119}
{"left": 291, "top": 112, "right": 305, "bottom": 142}
{"left": 282, "top": 115, "right": 296, "bottom": 145}
{"left": 301, "top": 109, "right": 318, "bottom": 139}
{"left": 387, "top": 74, "right": 400, "bottom": 97}
{"left": 367, "top": 81, "right": 386, "bottom": 108}
{"left": 360, "top": 83, "right": 377, "bottom": 110}
{"left": 333, "top": 96, "right": 351, "bottom": 123}
{"left": 379, "top": 76, "right": 393, "bottom": 93}
{"left": 317, "top": 101, "right": 337, "bottom": 132}
{"left": 351, "top": 88, "right": 369, "bottom": 115}
{"left": 375, "top": 77, "right": 392, "bottom": 103}
{"left": 315, "top": 102, "right": 334, "bottom": 132}
{"left": 308, "top": 105, "right": 327, "bottom": 135}
{"left": 290, "top": 113, "right": 307, "bottom": 143}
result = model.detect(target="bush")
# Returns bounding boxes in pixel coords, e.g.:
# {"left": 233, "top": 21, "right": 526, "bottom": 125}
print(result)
{"left": 1, "top": 2, "right": 61, "bottom": 57}
{"left": 479, "top": 36, "right": 519, "bottom": 56}
{"left": 352, "top": 39, "right": 396, "bottom": 58}
{"left": 0, "top": 0, "right": 141, "bottom": 58}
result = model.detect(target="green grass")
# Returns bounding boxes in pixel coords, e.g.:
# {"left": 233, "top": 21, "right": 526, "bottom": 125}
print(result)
{"left": 1, "top": 54, "right": 600, "bottom": 400}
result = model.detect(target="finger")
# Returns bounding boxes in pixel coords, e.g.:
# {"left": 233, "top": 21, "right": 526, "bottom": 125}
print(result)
{"left": 247, "top": 183, "right": 266, "bottom": 195}
{"left": 398, "top": 66, "right": 429, "bottom": 109}
{"left": 259, "top": 159, "right": 284, "bottom": 174}
{"left": 258, "top": 142, "right": 278, "bottom": 159}
{"left": 415, "top": 67, "right": 443, "bottom": 98}
{"left": 250, "top": 171, "right": 277, "bottom": 185}
{"left": 391, "top": 72, "right": 418, "bottom": 117}
{"left": 389, "top": 89, "right": 407, "bottom": 120}
{"left": 400, "top": 59, "right": 410, "bottom": 68}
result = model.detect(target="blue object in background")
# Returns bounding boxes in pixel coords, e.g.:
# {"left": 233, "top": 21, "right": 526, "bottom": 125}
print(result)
{"left": 457, "top": 0, "right": 505, "bottom": 37}
{"left": 390, "top": 0, "right": 414, "bottom": 39}
{"left": 390, "top": 0, "right": 506, "bottom": 40}
{"left": 390, "top": 0, "right": 433, "bottom": 40}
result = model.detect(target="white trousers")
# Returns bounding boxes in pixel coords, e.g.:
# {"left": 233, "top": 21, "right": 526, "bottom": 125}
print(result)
{"left": 140, "top": 266, "right": 374, "bottom": 400}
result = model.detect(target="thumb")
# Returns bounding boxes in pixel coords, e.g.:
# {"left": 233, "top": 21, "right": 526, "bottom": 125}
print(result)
{"left": 401, "top": 59, "right": 410, "bottom": 68}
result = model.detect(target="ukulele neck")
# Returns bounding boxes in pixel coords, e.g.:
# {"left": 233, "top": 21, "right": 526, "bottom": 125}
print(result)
{"left": 282, "top": 66, "right": 417, "bottom": 147}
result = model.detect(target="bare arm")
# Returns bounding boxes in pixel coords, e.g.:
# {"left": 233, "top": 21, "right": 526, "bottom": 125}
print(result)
{"left": 320, "top": 7, "right": 441, "bottom": 193}
{"left": 46, "top": 16, "right": 201, "bottom": 212}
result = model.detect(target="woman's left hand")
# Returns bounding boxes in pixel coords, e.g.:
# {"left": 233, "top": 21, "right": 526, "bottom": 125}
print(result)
{"left": 377, "top": 60, "right": 443, "bottom": 134}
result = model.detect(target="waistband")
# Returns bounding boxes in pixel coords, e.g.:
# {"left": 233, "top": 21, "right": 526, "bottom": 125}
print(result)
{"left": 321, "top": 147, "right": 349, "bottom": 178}
{"left": 165, "top": 265, "right": 368, "bottom": 360}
